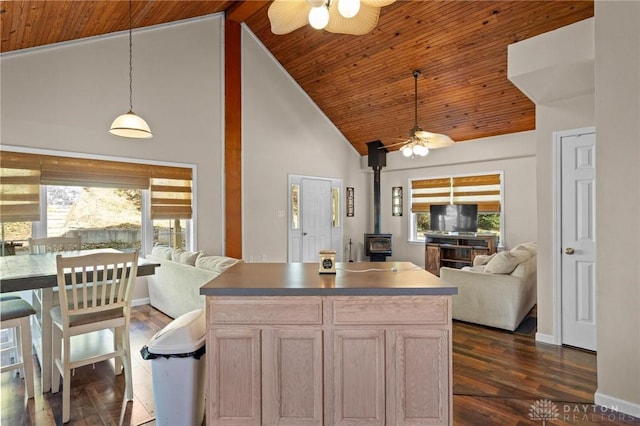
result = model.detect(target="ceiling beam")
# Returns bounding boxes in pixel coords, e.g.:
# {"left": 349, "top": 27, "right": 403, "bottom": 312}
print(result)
{"left": 226, "top": 1, "right": 270, "bottom": 23}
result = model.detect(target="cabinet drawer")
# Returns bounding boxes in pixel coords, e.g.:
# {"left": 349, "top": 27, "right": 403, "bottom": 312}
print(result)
{"left": 209, "top": 297, "right": 323, "bottom": 325}
{"left": 333, "top": 297, "right": 449, "bottom": 325}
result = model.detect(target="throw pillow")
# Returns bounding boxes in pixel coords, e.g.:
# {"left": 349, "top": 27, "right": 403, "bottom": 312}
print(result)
{"left": 511, "top": 241, "right": 537, "bottom": 255}
{"left": 473, "top": 253, "right": 496, "bottom": 267}
{"left": 195, "top": 255, "right": 240, "bottom": 273}
{"left": 171, "top": 248, "right": 202, "bottom": 266}
{"left": 150, "top": 246, "right": 173, "bottom": 260}
{"left": 485, "top": 251, "right": 523, "bottom": 274}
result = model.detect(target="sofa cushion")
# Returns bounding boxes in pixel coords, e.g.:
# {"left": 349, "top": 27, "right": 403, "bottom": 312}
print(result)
{"left": 171, "top": 248, "right": 202, "bottom": 266}
{"left": 485, "top": 250, "right": 531, "bottom": 274}
{"left": 195, "top": 255, "right": 239, "bottom": 273}
{"left": 150, "top": 246, "right": 173, "bottom": 260}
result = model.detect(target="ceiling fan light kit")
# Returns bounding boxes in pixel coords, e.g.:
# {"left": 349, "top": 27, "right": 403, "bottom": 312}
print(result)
{"left": 109, "top": 0, "right": 153, "bottom": 139}
{"left": 269, "top": 0, "right": 395, "bottom": 35}
{"left": 308, "top": 5, "right": 330, "bottom": 29}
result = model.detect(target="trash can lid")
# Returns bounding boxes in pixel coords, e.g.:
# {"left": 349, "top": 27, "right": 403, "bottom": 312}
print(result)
{"left": 147, "top": 308, "right": 206, "bottom": 355}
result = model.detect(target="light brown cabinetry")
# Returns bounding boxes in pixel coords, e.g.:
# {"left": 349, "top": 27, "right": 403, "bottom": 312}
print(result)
{"left": 425, "top": 234, "right": 497, "bottom": 276}
{"left": 207, "top": 295, "right": 452, "bottom": 426}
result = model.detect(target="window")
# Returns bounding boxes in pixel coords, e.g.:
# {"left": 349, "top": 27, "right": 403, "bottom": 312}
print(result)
{"left": 0, "top": 150, "right": 194, "bottom": 255}
{"left": 409, "top": 172, "right": 502, "bottom": 242}
{"left": 45, "top": 185, "right": 143, "bottom": 251}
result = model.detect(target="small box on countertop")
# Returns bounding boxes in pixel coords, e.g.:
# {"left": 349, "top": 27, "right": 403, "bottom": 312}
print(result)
{"left": 319, "top": 250, "right": 336, "bottom": 274}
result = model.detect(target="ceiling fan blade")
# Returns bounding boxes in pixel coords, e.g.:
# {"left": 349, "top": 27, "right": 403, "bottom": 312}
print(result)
{"left": 415, "top": 130, "right": 455, "bottom": 149}
{"left": 381, "top": 139, "right": 412, "bottom": 148}
{"left": 268, "top": 0, "right": 311, "bottom": 35}
{"left": 325, "top": 2, "right": 381, "bottom": 35}
{"left": 361, "top": 0, "right": 396, "bottom": 7}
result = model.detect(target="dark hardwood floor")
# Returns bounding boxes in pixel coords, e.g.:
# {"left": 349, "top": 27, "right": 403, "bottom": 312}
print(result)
{"left": 1, "top": 304, "right": 638, "bottom": 425}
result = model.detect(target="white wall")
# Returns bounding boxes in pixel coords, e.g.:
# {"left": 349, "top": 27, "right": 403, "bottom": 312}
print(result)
{"left": 0, "top": 15, "right": 227, "bottom": 257}
{"left": 535, "top": 94, "right": 595, "bottom": 337}
{"left": 594, "top": 1, "right": 640, "bottom": 415}
{"left": 241, "top": 26, "right": 368, "bottom": 263}
{"left": 509, "top": 2, "right": 640, "bottom": 415}
{"left": 370, "top": 131, "right": 537, "bottom": 267}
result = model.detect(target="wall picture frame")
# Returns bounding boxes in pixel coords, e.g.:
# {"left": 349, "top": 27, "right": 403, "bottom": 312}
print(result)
{"left": 346, "top": 187, "right": 354, "bottom": 217}
{"left": 392, "top": 186, "right": 403, "bottom": 216}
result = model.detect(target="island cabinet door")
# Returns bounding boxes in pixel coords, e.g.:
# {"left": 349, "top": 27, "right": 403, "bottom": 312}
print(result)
{"left": 331, "top": 329, "right": 386, "bottom": 426}
{"left": 262, "top": 328, "right": 324, "bottom": 426}
{"left": 386, "top": 329, "right": 450, "bottom": 426}
{"left": 208, "top": 328, "right": 262, "bottom": 426}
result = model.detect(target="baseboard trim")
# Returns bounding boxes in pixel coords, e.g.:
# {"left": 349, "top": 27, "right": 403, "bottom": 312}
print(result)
{"left": 594, "top": 390, "right": 640, "bottom": 419}
{"left": 132, "top": 297, "right": 150, "bottom": 307}
{"left": 535, "top": 332, "right": 560, "bottom": 345}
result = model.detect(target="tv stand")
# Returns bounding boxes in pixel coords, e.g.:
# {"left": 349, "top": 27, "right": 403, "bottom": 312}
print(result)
{"left": 425, "top": 233, "right": 497, "bottom": 276}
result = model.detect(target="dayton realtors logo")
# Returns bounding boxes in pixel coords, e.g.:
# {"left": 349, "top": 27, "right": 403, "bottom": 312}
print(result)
{"left": 529, "top": 399, "right": 560, "bottom": 425}
{"left": 528, "top": 399, "right": 639, "bottom": 423}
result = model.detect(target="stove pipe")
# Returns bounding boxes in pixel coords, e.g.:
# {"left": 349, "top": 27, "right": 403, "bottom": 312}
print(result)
{"left": 367, "top": 140, "right": 387, "bottom": 233}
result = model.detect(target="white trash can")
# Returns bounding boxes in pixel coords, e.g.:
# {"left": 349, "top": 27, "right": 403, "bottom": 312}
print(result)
{"left": 141, "top": 309, "right": 206, "bottom": 426}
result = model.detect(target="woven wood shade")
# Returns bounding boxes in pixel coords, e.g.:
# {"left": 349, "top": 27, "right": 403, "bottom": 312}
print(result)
{"left": 0, "top": 151, "right": 42, "bottom": 222}
{"left": 411, "top": 173, "right": 501, "bottom": 213}
{"left": 0, "top": 150, "right": 193, "bottom": 222}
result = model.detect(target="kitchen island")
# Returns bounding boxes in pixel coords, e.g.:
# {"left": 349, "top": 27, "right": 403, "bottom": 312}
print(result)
{"left": 200, "top": 261, "right": 457, "bottom": 426}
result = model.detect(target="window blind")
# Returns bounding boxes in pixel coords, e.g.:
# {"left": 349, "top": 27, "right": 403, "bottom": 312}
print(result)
{"left": 410, "top": 177, "right": 452, "bottom": 212}
{"left": 452, "top": 174, "right": 501, "bottom": 212}
{"left": 0, "top": 150, "right": 193, "bottom": 222}
{"left": 0, "top": 151, "right": 42, "bottom": 222}
{"left": 40, "top": 156, "right": 149, "bottom": 189}
{"left": 150, "top": 166, "right": 192, "bottom": 220}
{"left": 411, "top": 173, "right": 501, "bottom": 213}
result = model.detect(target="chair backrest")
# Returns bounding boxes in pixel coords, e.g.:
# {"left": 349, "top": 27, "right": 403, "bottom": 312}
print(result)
{"left": 28, "top": 236, "right": 82, "bottom": 254}
{"left": 55, "top": 252, "right": 139, "bottom": 323}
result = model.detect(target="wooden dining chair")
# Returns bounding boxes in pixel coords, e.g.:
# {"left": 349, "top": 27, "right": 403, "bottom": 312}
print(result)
{"left": 28, "top": 236, "right": 82, "bottom": 254}
{"left": 51, "top": 251, "right": 138, "bottom": 423}
{"left": 26, "top": 235, "right": 82, "bottom": 393}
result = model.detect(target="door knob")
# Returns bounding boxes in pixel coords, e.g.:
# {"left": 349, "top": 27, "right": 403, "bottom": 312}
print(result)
{"left": 565, "top": 247, "right": 575, "bottom": 255}
{"left": 303, "top": 232, "right": 308, "bottom": 236}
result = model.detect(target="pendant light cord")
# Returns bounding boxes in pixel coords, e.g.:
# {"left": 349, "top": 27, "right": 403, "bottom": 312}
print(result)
{"left": 128, "top": 0, "right": 133, "bottom": 113}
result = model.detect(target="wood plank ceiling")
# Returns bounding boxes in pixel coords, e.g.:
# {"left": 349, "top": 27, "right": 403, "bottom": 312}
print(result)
{"left": 1, "top": 1, "right": 594, "bottom": 155}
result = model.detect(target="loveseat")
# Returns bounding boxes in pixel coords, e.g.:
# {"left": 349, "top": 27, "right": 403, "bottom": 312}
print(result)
{"left": 439, "top": 241, "right": 537, "bottom": 331}
{"left": 145, "top": 246, "right": 241, "bottom": 319}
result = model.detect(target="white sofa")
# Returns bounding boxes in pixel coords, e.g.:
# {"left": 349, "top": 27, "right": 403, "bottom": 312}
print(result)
{"left": 439, "top": 242, "right": 537, "bottom": 331}
{"left": 145, "top": 246, "right": 241, "bottom": 319}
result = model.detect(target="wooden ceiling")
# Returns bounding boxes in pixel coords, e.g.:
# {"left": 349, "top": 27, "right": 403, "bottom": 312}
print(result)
{"left": 1, "top": 1, "right": 593, "bottom": 155}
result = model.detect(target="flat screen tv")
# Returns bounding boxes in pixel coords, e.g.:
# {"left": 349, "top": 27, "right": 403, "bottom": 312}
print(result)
{"left": 430, "top": 204, "right": 478, "bottom": 233}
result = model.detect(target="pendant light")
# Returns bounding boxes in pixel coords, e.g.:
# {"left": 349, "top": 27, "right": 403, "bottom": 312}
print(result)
{"left": 110, "top": 0, "right": 153, "bottom": 139}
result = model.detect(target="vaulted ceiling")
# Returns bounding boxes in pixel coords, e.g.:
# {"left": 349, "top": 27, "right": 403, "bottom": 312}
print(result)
{"left": 1, "top": 1, "right": 593, "bottom": 155}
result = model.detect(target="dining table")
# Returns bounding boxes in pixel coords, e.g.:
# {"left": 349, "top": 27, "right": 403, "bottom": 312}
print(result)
{"left": 0, "top": 248, "right": 160, "bottom": 393}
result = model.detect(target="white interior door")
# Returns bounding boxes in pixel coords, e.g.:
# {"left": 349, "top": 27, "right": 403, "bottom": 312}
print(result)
{"left": 301, "top": 178, "right": 332, "bottom": 262}
{"left": 560, "top": 130, "right": 597, "bottom": 351}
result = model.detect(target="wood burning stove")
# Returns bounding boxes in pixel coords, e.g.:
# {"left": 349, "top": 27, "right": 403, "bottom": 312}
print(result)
{"left": 364, "top": 233, "right": 392, "bottom": 261}
{"left": 365, "top": 141, "right": 392, "bottom": 261}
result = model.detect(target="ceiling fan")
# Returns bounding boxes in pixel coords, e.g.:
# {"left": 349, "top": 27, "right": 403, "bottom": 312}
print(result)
{"left": 385, "top": 70, "right": 455, "bottom": 157}
{"left": 268, "top": 0, "right": 396, "bottom": 35}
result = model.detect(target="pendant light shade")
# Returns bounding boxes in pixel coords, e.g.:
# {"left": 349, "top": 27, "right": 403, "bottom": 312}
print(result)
{"left": 109, "top": 0, "right": 152, "bottom": 139}
{"left": 110, "top": 111, "right": 153, "bottom": 139}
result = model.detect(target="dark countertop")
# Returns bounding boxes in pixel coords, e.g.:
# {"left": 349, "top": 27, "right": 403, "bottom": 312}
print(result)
{"left": 200, "top": 261, "right": 458, "bottom": 296}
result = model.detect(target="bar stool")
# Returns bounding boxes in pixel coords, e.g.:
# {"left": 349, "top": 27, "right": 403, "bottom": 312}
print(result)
{"left": 0, "top": 295, "right": 23, "bottom": 367}
{"left": 1, "top": 298, "right": 36, "bottom": 399}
